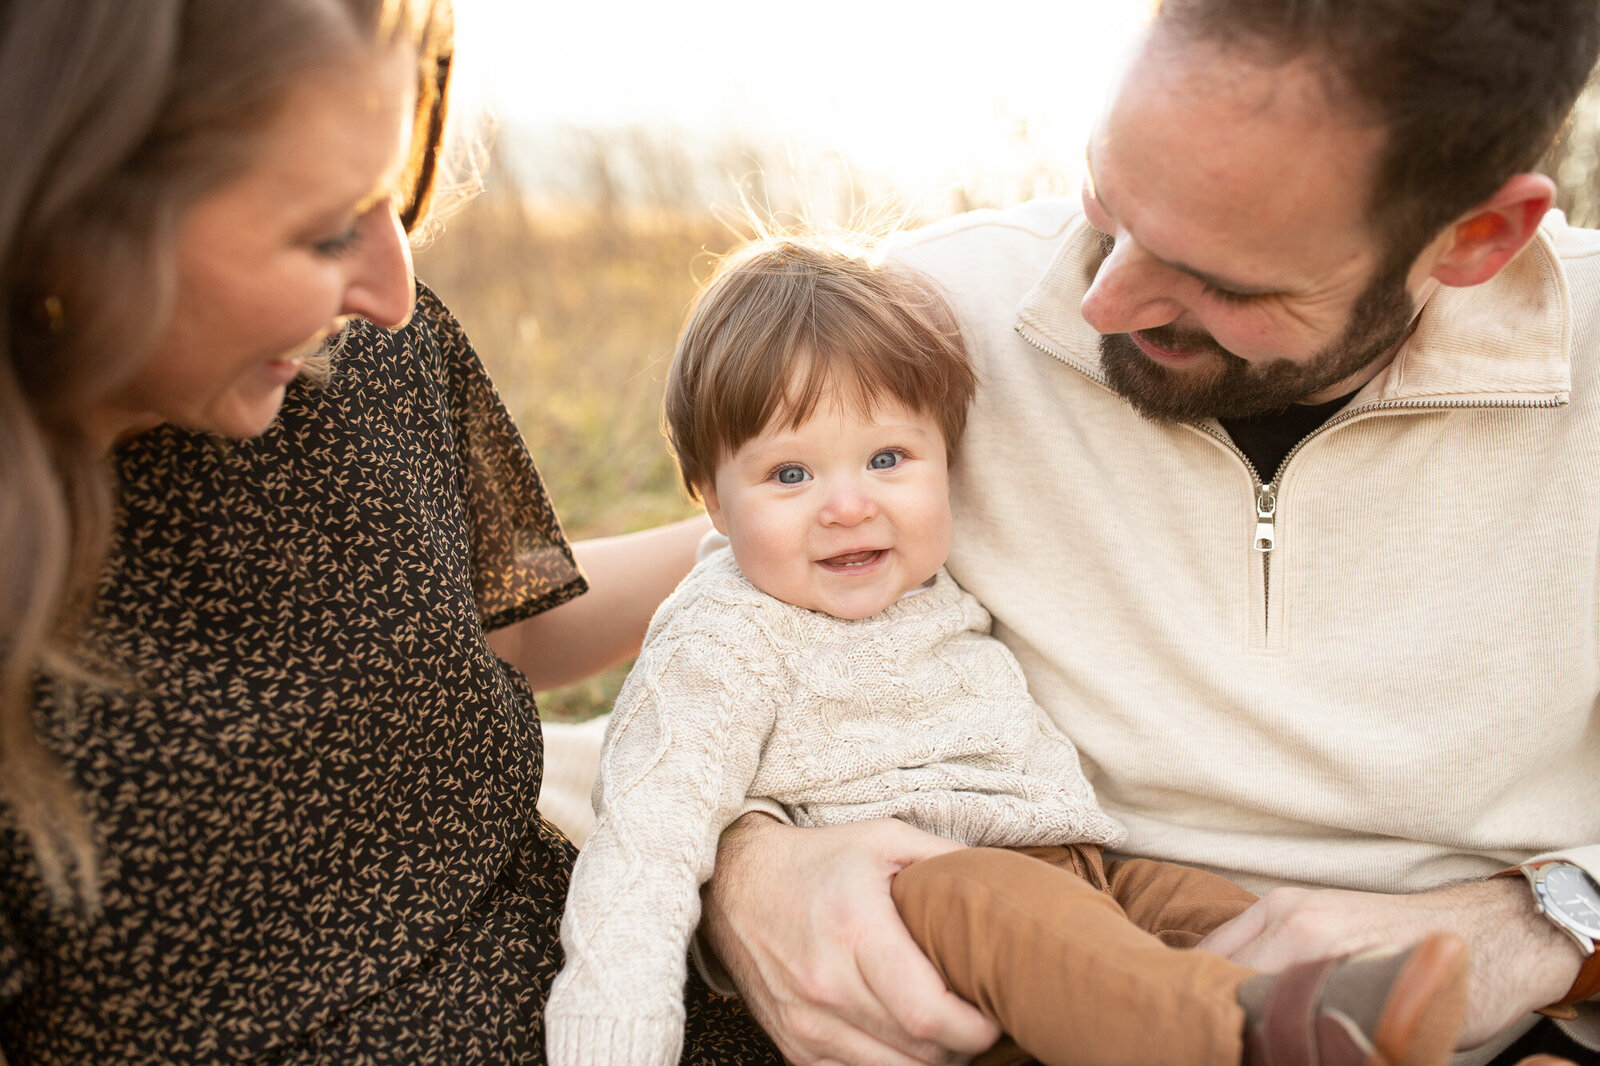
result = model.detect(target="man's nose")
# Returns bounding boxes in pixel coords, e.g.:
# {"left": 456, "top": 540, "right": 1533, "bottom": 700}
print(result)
{"left": 1080, "top": 237, "right": 1184, "bottom": 336}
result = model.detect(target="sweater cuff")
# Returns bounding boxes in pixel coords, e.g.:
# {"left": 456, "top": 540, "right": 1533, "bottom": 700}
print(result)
{"left": 1555, "top": 1004, "right": 1600, "bottom": 1055}
{"left": 1555, "top": 1003, "right": 1600, "bottom": 1054}
{"left": 1527, "top": 844, "right": 1600, "bottom": 884}
{"left": 546, "top": 1012, "right": 683, "bottom": 1066}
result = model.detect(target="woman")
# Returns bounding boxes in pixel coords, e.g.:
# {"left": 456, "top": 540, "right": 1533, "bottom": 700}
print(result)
{"left": 0, "top": 2, "right": 778, "bottom": 1061}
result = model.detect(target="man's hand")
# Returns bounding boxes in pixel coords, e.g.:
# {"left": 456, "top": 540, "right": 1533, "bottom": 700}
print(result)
{"left": 700, "top": 814, "right": 1001, "bottom": 1066}
{"left": 1197, "top": 876, "right": 1587, "bottom": 1047}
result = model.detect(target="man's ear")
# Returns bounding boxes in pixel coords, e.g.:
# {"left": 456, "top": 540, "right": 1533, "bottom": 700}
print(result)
{"left": 1427, "top": 172, "right": 1555, "bottom": 288}
{"left": 698, "top": 480, "right": 728, "bottom": 535}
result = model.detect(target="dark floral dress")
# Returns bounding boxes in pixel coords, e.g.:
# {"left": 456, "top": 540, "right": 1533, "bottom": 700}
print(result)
{"left": 0, "top": 287, "right": 779, "bottom": 1065}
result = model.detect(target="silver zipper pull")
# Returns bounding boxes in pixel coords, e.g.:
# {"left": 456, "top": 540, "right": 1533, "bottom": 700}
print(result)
{"left": 1254, "top": 483, "right": 1277, "bottom": 552}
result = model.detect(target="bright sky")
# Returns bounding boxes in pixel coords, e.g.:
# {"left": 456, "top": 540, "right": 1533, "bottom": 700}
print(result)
{"left": 452, "top": 0, "right": 1153, "bottom": 211}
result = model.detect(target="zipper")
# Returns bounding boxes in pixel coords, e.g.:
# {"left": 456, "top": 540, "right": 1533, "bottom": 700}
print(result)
{"left": 1253, "top": 482, "right": 1277, "bottom": 553}
{"left": 1013, "top": 322, "right": 1566, "bottom": 643}
{"left": 1188, "top": 419, "right": 1274, "bottom": 638}
{"left": 1255, "top": 483, "right": 1276, "bottom": 639}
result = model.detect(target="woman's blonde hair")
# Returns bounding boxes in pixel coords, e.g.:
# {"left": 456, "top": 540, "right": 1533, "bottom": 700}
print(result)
{"left": 0, "top": 0, "right": 454, "bottom": 907}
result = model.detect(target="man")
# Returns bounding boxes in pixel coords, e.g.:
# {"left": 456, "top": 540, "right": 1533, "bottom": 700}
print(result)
{"left": 698, "top": 2, "right": 1600, "bottom": 1064}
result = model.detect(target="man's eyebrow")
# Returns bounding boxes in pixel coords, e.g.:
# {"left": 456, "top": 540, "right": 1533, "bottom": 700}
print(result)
{"left": 1083, "top": 148, "right": 1281, "bottom": 297}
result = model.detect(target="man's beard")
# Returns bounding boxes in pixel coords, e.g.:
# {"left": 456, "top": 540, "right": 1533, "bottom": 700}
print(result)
{"left": 1098, "top": 262, "right": 1416, "bottom": 423}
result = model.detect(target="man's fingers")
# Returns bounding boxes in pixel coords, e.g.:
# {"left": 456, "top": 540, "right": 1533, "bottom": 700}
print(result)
{"left": 856, "top": 917, "right": 999, "bottom": 1060}
{"left": 703, "top": 817, "right": 990, "bottom": 1064}
{"left": 870, "top": 818, "right": 971, "bottom": 868}
{"left": 762, "top": 966, "right": 973, "bottom": 1066}
{"left": 1195, "top": 899, "right": 1271, "bottom": 960}
{"left": 849, "top": 823, "right": 999, "bottom": 1059}
{"left": 784, "top": 1015, "right": 964, "bottom": 1066}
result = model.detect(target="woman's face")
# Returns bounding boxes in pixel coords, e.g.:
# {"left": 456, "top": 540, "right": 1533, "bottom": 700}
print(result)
{"left": 98, "top": 39, "right": 420, "bottom": 443}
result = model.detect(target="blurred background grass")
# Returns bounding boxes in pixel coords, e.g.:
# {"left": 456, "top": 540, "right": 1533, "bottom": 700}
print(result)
{"left": 416, "top": 97, "right": 1600, "bottom": 721}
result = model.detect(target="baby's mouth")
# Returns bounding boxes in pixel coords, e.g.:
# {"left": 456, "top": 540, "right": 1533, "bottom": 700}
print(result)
{"left": 819, "top": 549, "right": 884, "bottom": 569}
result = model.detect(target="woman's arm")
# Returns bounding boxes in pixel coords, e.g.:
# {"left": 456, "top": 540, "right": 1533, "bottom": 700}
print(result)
{"left": 487, "top": 514, "right": 711, "bottom": 691}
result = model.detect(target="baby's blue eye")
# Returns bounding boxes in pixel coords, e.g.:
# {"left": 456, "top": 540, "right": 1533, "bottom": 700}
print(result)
{"left": 869, "top": 451, "right": 901, "bottom": 470}
{"left": 776, "top": 466, "right": 810, "bottom": 485}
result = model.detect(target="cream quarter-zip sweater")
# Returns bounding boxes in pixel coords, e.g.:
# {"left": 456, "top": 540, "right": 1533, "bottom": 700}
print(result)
{"left": 545, "top": 551, "right": 1124, "bottom": 1066}
{"left": 894, "top": 202, "right": 1600, "bottom": 1056}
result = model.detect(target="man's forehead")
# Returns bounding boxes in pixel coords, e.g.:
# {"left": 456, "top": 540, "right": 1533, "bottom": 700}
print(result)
{"left": 1086, "top": 34, "right": 1385, "bottom": 289}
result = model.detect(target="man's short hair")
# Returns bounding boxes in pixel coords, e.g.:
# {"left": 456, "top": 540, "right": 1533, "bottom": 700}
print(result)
{"left": 664, "top": 235, "right": 977, "bottom": 500}
{"left": 1157, "top": 0, "right": 1600, "bottom": 265}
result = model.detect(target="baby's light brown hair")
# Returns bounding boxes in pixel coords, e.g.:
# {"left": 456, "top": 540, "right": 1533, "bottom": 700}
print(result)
{"left": 665, "top": 234, "right": 978, "bottom": 501}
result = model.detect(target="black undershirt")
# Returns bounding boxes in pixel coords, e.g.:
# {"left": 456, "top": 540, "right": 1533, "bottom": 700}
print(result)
{"left": 1218, "top": 389, "right": 1359, "bottom": 483}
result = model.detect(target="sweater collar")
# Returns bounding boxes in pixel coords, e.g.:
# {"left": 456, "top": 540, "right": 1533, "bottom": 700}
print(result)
{"left": 1015, "top": 212, "right": 1573, "bottom": 407}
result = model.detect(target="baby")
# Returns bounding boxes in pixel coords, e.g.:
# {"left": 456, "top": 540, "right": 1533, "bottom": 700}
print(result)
{"left": 544, "top": 234, "right": 1471, "bottom": 1066}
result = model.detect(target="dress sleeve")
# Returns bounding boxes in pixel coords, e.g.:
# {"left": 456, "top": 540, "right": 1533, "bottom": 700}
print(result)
{"left": 411, "top": 284, "right": 587, "bottom": 630}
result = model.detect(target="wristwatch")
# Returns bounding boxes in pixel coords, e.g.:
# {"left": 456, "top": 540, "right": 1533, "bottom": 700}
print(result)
{"left": 1515, "top": 860, "right": 1600, "bottom": 1017}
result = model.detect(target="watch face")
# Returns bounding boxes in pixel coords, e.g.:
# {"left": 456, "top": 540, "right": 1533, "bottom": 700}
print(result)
{"left": 1539, "top": 864, "right": 1600, "bottom": 938}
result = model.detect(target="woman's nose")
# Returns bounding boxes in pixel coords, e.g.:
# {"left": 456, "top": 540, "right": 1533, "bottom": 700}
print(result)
{"left": 341, "top": 205, "right": 416, "bottom": 330}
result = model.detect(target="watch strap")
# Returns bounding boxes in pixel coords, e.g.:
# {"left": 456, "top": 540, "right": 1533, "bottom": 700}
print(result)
{"left": 1534, "top": 951, "right": 1600, "bottom": 1019}
{"left": 1495, "top": 864, "right": 1600, "bottom": 1019}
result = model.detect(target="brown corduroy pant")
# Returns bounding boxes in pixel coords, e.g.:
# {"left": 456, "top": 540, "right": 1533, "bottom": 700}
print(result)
{"left": 892, "top": 844, "right": 1261, "bottom": 1066}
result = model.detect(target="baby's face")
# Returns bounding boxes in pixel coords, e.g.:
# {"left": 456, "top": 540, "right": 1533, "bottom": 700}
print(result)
{"left": 701, "top": 393, "right": 952, "bottom": 620}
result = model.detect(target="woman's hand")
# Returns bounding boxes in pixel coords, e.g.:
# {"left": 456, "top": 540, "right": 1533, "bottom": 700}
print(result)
{"left": 1198, "top": 876, "right": 1585, "bottom": 1048}
{"left": 701, "top": 813, "right": 1001, "bottom": 1066}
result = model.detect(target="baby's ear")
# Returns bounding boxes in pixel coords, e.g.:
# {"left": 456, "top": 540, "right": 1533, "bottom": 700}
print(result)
{"left": 698, "top": 481, "right": 728, "bottom": 535}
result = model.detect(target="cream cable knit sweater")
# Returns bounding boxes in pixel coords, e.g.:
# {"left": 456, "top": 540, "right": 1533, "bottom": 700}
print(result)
{"left": 545, "top": 549, "right": 1125, "bottom": 1066}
